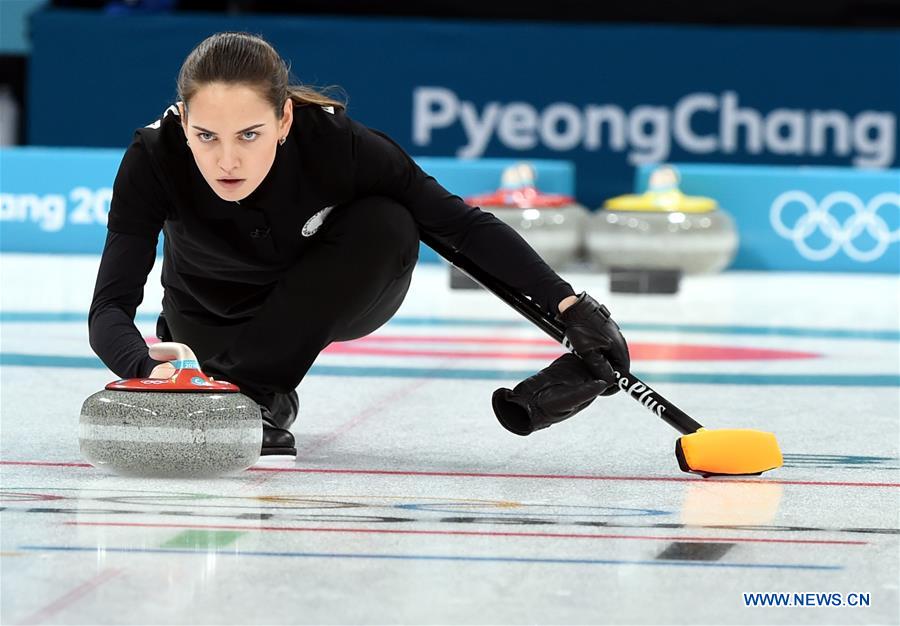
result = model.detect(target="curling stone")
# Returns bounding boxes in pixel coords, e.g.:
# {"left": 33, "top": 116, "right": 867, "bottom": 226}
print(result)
{"left": 465, "top": 162, "right": 588, "bottom": 271}
{"left": 587, "top": 165, "right": 739, "bottom": 278}
{"left": 80, "top": 342, "right": 261, "bottom": 478}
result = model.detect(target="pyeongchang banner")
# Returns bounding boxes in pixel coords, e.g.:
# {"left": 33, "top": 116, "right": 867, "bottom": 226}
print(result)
{"left": 28, "top": 10, "right": 900, "bottom": 210}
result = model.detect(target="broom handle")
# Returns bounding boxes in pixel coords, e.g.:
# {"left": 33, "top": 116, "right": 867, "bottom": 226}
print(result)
{"left": 420, "top": 232, "right": 705, "bottom": 435}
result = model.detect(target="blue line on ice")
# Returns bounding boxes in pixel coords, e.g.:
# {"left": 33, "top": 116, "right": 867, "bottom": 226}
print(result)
{"left": 2, "top": 352, "right": 898, "bottom": 386}
{"left": 18, "top": 545, "right": 842, "bottom": 570}
{"left": 1, "top": 312, "right": 897, "bottom": 341}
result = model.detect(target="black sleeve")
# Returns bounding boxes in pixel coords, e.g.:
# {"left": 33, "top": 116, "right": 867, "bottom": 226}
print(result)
{"left": 106, "top": 135, "right": 169, "bottom": 237}
{"left": 349, "top": 120, "right": 575, "bottom": 316}
{"left": 88, "top": 231, "right": 160, "bottom": 379}
{"left": 88, "top": 135, "right": 168, "bottom": 379}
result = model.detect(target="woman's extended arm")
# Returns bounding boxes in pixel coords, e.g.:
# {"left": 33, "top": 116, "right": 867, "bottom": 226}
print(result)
{"left": 88, "top": 231, "right": 160, "bottom": 378}
{"left": 350, "top": 120, "right": 576, "bottom": 316}
{"left": 88, "top": 136, "right": 168, "bottom": 379}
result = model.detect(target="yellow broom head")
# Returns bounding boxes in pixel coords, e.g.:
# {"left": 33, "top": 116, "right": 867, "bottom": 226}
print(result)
{"left": 676, "top": 428, "right": 783, "bottom": 477}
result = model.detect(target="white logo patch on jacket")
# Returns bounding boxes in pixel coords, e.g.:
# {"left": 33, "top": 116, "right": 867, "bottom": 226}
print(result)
{"left": 302, "top": 206, "right": 335, "bottom": 237}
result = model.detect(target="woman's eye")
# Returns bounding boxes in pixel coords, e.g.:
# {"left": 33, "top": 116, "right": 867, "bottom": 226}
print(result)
{"left": 198, "top": 132, "right": 215, "bottom": 142}
{"left": 242, "top": 131, "right": 259, "bottom": 141}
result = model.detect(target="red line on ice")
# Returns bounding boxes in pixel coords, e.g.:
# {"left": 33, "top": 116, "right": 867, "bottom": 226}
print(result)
{"left": 325, "top": 338, "right": 819, "bottom": 361}
{"left": 146, "top": 335, "right": 819, "bottom": 361}
{"left": 18, "top": 568, "right": 122, "bottom": 625}
{"left": 2, "top": 461, "right": 897, "bottom": 488}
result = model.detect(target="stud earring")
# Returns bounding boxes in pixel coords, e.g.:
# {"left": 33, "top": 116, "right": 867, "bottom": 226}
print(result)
{"left": 279, "top": 136, "right": 286, "bottom": 146}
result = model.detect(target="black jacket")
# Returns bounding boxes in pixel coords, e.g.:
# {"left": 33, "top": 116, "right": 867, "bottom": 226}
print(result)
{"left": 88, "top": 103, "right": 575, "bottom": 378}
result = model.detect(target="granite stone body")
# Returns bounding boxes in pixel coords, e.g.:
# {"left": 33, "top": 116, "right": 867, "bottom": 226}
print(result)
{"left": 587, "top": 208, "right": 739, "bottom": 273}
{"left": 80, "top": 390, "right": 262, "bottom": 478}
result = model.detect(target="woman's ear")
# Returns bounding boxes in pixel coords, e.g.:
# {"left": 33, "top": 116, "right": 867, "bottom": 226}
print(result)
{"left": 177, "top": 101, "right": 189, "bottom": 138}
{"left": 280, "top": 99, "right": 293, "bottom": 136}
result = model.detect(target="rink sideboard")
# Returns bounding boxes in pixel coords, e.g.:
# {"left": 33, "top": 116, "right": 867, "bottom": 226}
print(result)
{"left": 1, "top": 146, "right": 897, "bottom": 273}
{"left": 0, "top": 148, "right": 572, "bottom": 264}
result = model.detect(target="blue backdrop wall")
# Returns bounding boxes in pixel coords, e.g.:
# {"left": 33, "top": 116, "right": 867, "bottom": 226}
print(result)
{"left": 27, "top": 9, "right": 900, "bottom": 209}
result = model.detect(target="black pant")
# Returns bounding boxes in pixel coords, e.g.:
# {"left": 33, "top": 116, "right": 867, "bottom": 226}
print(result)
{"left": 157, "top": 196, "right": 419, "bottom": 409}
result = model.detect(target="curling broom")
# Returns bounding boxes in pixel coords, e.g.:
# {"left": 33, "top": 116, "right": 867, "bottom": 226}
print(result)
{"left": 422, "top": 232, "right": 783, "bottom": 477}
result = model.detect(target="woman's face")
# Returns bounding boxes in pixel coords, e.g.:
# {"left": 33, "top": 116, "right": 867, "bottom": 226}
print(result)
{"left": 179, "top": 83, "right": 292, "bottom": 202}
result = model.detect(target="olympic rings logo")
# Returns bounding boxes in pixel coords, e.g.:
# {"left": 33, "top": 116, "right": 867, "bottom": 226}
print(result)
{"left": 769, "top": 190, "right": 900, "bottom": 263}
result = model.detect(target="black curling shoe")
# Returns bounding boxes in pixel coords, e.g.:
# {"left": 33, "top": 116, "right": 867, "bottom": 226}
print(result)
{"left": 259, "top": 390, "right": 299, "bottom": 460}
{"left": 261, "top": 418, "right": 297, "bottom": 459}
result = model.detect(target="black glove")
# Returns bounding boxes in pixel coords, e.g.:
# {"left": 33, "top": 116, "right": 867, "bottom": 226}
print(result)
{"left": 492, "top": 353, "right": 616, "bottom": 436}
{"left": 558, "top": 292, "right": 630, "bottom": 396}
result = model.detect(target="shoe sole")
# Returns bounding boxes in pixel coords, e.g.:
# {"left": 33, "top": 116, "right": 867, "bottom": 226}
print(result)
{"left": 258, "top": 447, "right": 297, "bottom": 463}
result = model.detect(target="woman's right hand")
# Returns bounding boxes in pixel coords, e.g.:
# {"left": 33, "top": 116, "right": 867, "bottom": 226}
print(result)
{"left": 148, "top": 362, "right": 176, "bottom": 379}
